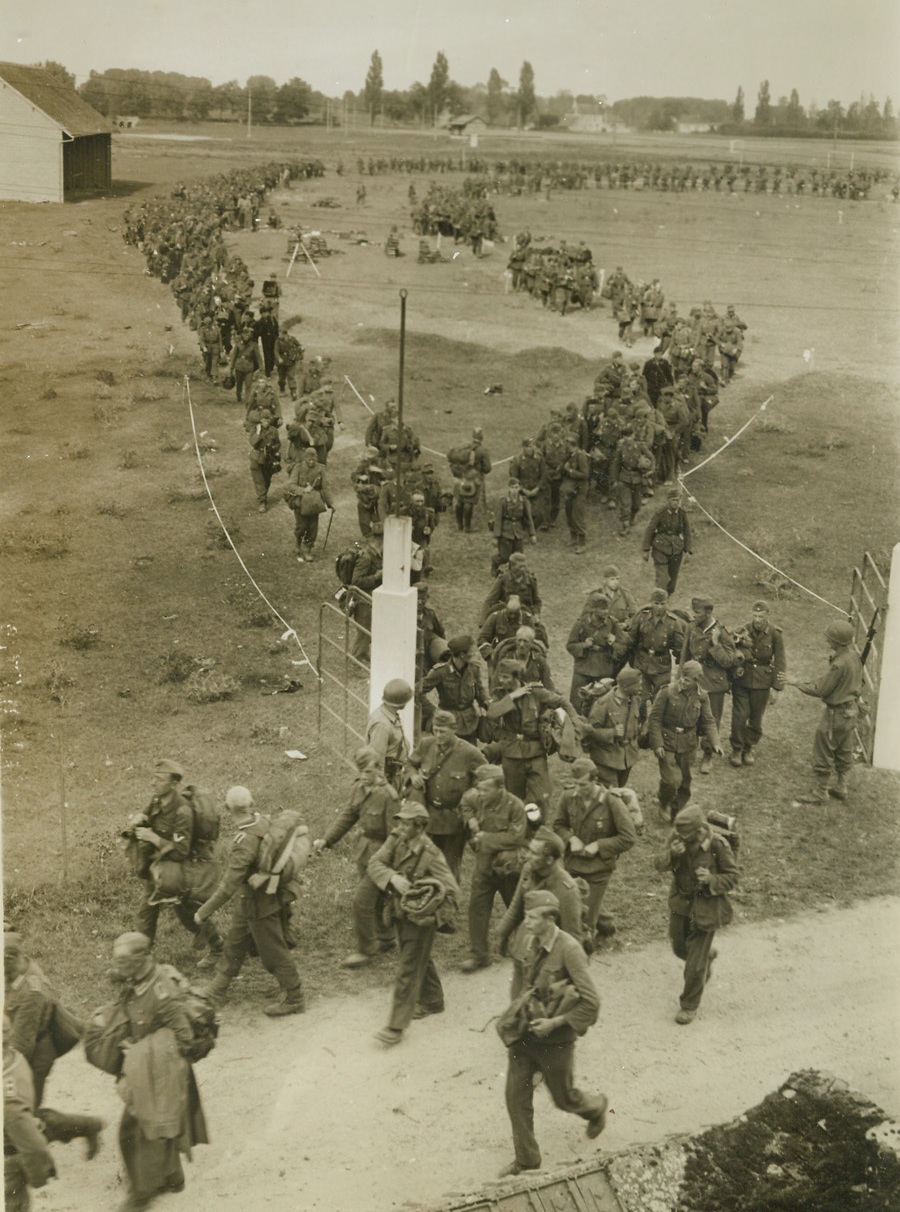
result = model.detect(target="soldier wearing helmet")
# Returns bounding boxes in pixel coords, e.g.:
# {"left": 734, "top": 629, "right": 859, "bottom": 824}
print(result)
{"left": 785, "top": 619, "right": 863, "bottom": 803}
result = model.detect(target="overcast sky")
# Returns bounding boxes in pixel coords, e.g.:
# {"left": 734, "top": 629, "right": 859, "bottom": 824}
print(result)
{"left": 2, "top": 0, "right": 898, "bottom": 106}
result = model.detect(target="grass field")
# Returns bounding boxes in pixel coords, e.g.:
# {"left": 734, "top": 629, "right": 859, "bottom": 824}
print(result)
{"left": 1, "top": 126, "right": 898, "bottom": 1013}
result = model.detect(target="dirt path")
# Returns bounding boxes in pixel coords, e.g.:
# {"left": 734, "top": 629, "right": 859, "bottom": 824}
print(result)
{"left": 42, "top": 896, "right": 900, "bottom": 1212}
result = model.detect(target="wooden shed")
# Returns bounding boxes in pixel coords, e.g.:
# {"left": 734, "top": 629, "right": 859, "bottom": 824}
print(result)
{"left": 0, "top": 62, "right": 111, "bottom": 202}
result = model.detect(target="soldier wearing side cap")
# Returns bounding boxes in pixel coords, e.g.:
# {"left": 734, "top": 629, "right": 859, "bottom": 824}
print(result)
{"left": 418, "top": 636, "right": 488, "bottom": 744}
{"left": 785, "top": 620, "right": 863, "bottom": 803}
{"left": 459, "top": 765, "right": 528, "bottom": 972}
{"left": 625, "top": 589, "right": 687, "bottom": 713}
{"left": 552, "top": 758, "right": 637, "bottom": 940}
{"left": 490, "top": 477, "right": 537, "bottom": 575}
{"left": 681, "top": 597, "right": 739, "bottom": 774}
{"left": 592, "top": 564, "right": 637, "bottom": 624}
{"left": 642, "top": 485, "right": 693, "bottom": 596}
{"left": 654, "top": 805, "right": 737, "bottom": 1025}
{"left": 648, "top": 661, "right": 722, "bottom": 818}
{"left": 566, "top": 593, "right": 630, "bottom": 708}
{"left": 369, "top": 802, "right": 461, "bottom": 1044}
{"left": 123, "top": 760, "right": 223, "bottom": 969}
{"left": 406, "top": 710, "right": 486, "bottom": 879}
{"left": 581, "top": 667, "right": 643, "bottom": 787}
{"left": 478, "top": 596, "right": 546, "bottom": 660}
{"left": 729, "top": 600, "right": 786, "bottom": 768}
{"left": 497, "top": 889, "right": 607, "bottom": 1179}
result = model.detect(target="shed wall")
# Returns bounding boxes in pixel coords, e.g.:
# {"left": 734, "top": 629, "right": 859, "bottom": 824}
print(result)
{"left": 0, "top": 81, "right": 62, "bottom": 202}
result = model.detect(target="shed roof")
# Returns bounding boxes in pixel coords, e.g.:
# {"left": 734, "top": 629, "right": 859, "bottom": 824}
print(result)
{"left": 0, "top": 62, "right": 109, "bottom": 137}
{"left": 448, "top": 113, "right": 486, "bottom": 127}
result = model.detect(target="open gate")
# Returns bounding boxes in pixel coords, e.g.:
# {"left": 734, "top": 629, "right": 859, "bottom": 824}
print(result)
{"left": 849, "top": 551, "right": 887, "bottom": 762}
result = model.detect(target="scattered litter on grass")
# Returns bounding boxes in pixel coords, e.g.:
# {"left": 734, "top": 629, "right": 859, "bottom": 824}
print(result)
{"left": 284, "top": 750, "right": 307, "bottom": 761}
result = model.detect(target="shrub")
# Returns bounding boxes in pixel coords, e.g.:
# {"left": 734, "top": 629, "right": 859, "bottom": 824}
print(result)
{"left": 92, "top": 403, "right": 122, "bottom": 426}
{"left": 95, "top": 369, "right": 116, "bottom": 386}
{"left": 4, "top": 527, "right": 71, "bottom": 560}
{"left": 59, "top": 621, "right": 101, "bottom": 650}
{"left": 184, "top": 668, "right": 239, "bottom": 703}
{"left": 159, "top": 650, "right": 200, "bottom": 684}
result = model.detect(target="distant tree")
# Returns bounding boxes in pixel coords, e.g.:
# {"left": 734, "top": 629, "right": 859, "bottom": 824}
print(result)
{"left": 211, "top": 80, "right": 245, "bottom": 121}
{"left": 754, "top": 80, "right": 771, "bottom": 125}
{"left": 445, "top": 80, "right": 466, "bottom": 116}
{"left": 785, "top": 88, "right": 804, "bottom": 127}
{"left": 884, "top": 96, "right": 894, "bottom": 123}
{"left": 862, "top": 94, "right": 881, "bottom": 133}
{"left": 381, "top": 89, "right": 412, "bottom": 123}
{"left": 364, "top": 50, "right": 384, "bottom": 125}
{"left": 517, "top": 60, "right": 536, "bottom": 126}
{"left": 38, "top": 60, "right": 75, "bottom": 89}
{"left": 274, "top": 77, "right": 312, "bottom": 124}
{"left": 185, "top": 79, "right": 213, "bottom": 121}
{"left": 247, "top": 75, "right": 277, "bottom": 122}
{"left": 427, "top": 51, "right": 449, "bottom": 123}
{"left": 486, "top": 68, "right": 507, "bottom": 125}
{"left": 731, "top": 85, "right": 745, "bottom": 123}
{"left": 409, "top": 80, "right": 429, "bottom": 124}
{"left": 817, "top": 98, "right": 844, "bottom": 132}
{"left": 546, "top": 90, "right": 574, "bottom": 119}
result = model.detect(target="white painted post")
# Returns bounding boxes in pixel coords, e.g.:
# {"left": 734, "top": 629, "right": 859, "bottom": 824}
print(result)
{"left": 369, "top": 515, "right": 417, "bottom": 742}
{"left": 872, "top": 543, "right": 900, "bottom": 771}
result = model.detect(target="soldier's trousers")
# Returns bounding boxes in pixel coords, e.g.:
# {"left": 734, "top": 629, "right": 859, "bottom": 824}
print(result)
{"left": 119, "top": 1108, "right": 183, "bottom": 1201}
{"left": 501, "top": 754, "right": 552, "bottom": 812}
{"left": 467, "top": 867, "right": 520, "bottom": 965}
{"left": 669, "top": 912, "right": 717, "bottom": 1011}
{"left": 216, "top": 907, "right": 302, "bottom": 996}
{"left": 616, "top": 480, "right": 642, "bottom": 530}
{"left": 812, "top": 705, "right": 858, "bottom": 778}
{"left": 352, "top": 872, "right": 393, "bottom": 955}
{"left": 564, "top": 486, "right": 587, "bottom": 542}
{"left": 495, "top": 535, "right": 524, "bottom": 572}
{"left": 657, "top": 749, "right": 694, "bottom": 816}
{"left": 577, "top": 868, "right": 615, "bottom": 935}
{"left": 388, "top": 918, "right": 443, "bottom": 1028}
{"left": 137, "top": 887, "right": 222, "bottom": 956}
{"left": 430, "top": 829, "right": 466, "bottom": 883}
{"left": 652, "top": 550, "right": 683, "bottom": 595}
{"left": 699, "top": 691, "right": 726, "bottom": 756}
{"left": 250, "top": 461, "right": 275, "bottom": 505}
{"left": 593, "top": 762, "right": 630, "bottom": 788}
{"left": 506, "top": 1036, "right": 605, "bottom": 1169}
{"left": 277, "top": 362, "right": 297, "bottom": 398}
{"left": 730, "top": 687, "right": 770, "bottom": 751}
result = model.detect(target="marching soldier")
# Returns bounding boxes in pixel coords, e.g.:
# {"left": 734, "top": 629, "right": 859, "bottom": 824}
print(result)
{"left": 642, "top": 484, "right": 693, "bottom": 596}
{"left": 681, "top": 597, "right": 739, "bottom": 775}
{"left": 407, "top": 709, "right": 486, "bottom": 879}
{"left": 648, "top": 661, "right": 722, "bottom": 819}
{"left": 729, "top": 601, "right": 786, "bottom": 767}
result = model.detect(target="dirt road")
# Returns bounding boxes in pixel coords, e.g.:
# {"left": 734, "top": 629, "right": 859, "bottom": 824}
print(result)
{"left": 42, "top": 896, "right": 900, "bottom": 1212}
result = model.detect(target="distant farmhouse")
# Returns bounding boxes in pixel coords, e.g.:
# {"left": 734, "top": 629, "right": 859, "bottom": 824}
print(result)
{"left": 0, "top": 61, "right": 111, "bottom": 202}
{"left": 561, "top": 97, "right": 627, "bottom": 134}
{"left": 445, "top": 113, "right": 488, "bottom": 136}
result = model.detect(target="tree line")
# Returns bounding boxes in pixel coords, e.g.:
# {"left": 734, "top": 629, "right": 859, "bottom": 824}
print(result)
{"left": 33, "top": 58, "right": 898, "bottom": 139}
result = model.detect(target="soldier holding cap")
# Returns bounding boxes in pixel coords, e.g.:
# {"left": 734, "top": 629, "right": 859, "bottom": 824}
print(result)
{"left": 785, "top": 620, "right": 863, "bottom": 803}
{"left": 366, "top": 680, "right": 413, "bottom": 790}
{"left": 654, "top": 805, "right": 737, "bottom": 1024}
{"left": 497, "top": 889, "right": 607, "bottom": 1178}
{"left": 729, "top": 600, "right": 787, "bottom": 768}
{"left": 123, "top": 760, "right": 223, "bottom": 969}
{"left": 641, "top": 485, "right": 693, "bottom": 596}
{"left": 459, "top": 765, "right": 528, "bottom": 971}
{"left": 552, "top": 758, "right": 637, "bottom": 940}
{"left": 368, "top": 802, "right": 460, "bottom": 1044}
{"left": 566, "top": 594, "right": 629, "bottom": 707}
{"left": 406, "top": 710, "right": 486, "bottom": 879}
{"left": 648, "top": 661, "right": 722, "bottom": 818}
{"left": 681, "top": 597, "right": 739, "bottom": 774}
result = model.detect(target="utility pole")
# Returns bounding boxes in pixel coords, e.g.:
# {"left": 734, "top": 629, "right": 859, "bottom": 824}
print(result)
{"left": 247, "top": 88, "right": 252, "bottom": 140}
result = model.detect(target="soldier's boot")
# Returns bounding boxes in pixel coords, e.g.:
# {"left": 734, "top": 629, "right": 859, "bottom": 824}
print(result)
{"left": 729, "top": 748, "right": 743, "bottom": 768}
{"left": 741, "top": 748, "right": 756, "bottom": 766}
{"left": 38, "top": 1109, "right": 106, "bottom": 1159}
{"left": 201, "top": 971, "right": 232, "bottom": 1007}
{"left": 264, "top": 983, "right": 305, "bottom": 1017}
{"left": 795, "top": 777, "right": 829, "bottom": 805}
{"left": 698, "top": 754, "right": 713, "bottom": 775}
{"left": 829, "top": 773, "right": 850, "bottom": 801}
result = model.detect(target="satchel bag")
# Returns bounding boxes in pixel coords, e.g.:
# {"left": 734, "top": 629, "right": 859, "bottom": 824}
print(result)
{"left": 298, "top": 487, "right": 327, "bottom": 516}
{"left": 83, "top": 1000, "right": 131, "bottom": 1076}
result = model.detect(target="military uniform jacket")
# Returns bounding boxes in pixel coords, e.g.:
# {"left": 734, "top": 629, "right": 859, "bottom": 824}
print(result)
{"left": 508, "top": 452, "right": 547, "bottom": 494}
{"left": 498, "top": 860, "right": 585, "bottom": 954}
{"left": 598, "top": 583, "right": 637, "bottom": 624}
{"left": 201, "top": 814, "right": 283, "bottom": 920}
{"left": 6, "top": 960, "right": 55, "bottom": 1069}
{"left": 682, "top": 619, "right": 739, "bottom": 694}
{"left": 654, "top": 825, "right": 737, "bottom": 930}
{"left": 351, "top": 544, "right": 383, "bottom": 593}
{"left": 479, "top": 608, "right": 540, "bottom": 653}
{"left": 367, "top": 831, "right": 461, "bottom": 912}
{"left": 626, "top": 608, "right": 686, "bottom": 676}
{"left": 366, "top": 704, "right": 411, "bottom": 772}
{"left": 553, "top": 787, "right": 637, "bottom": 875}
{"left": 642, "top": 505, "right": 693, "bottom": 557}
{"left": 121, "top": 963, "right": 195, "bottom": 1053}
{"left": 249, "top": 424, "right": 281, "bottom": 467}
{"left": 488, "top": 685, "right": 569, "bottom": 759}
{"left": 560, "top": 448, "right": 590, "bottom": 489}
{"left": 419, "top": 660, "right": 487, "bottom": 736}
{"left": 584, "top": 689, "right": 641, "bottom": 769}
{"left": 648, "top": 683, "right": 719, "bottom": 754}
{"left": 482, "top": 570, "right": 542, "bottom": 620}
{"left": 521, "top": 928, "right": 599, "bottom": 1042}
{"left": 490, "top": 639, "right": 555, "bottom": 691}
{"left": 407, "top": 735, "right": 486, "bottom": 834}
{"left": 458, "top": 786, "right": 527, "bottom": 873}
{"left": 323, "top": 773, "right": 398, "bottom": 854}
{"left": 496, "top": 496, "right": 535, "bottom": 541}
{"left": 798, "top": 647, "right": 863, "bottom": 706}
{"left": 611, "top": 436, "right": 653, "bottom": 484}
{"left": 567, "top": 615, "right": 629, "bottom": 679}
{"left": 733, "top": 622, "right": 786, "bottom": 691}
{"left": 3, "top": 1047, "right": 54, "bottom": 1190}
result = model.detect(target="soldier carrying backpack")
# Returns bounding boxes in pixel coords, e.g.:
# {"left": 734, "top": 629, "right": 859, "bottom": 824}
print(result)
{"left": 195, "top": 786, "right": 307, "bottom": 1017}
{"left": 120, "top": 759, "right": 223, "bottom": 971}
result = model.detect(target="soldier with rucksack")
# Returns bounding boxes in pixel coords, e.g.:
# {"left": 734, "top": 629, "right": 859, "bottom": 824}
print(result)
{"left": 121, "top": 759, "right": 223, "bottom": 971}
{"left": 274, "top": 330, "right": 303, "bottom": 400}
{"left": 195, "top": 786, "right": 307, "bottom": 1017}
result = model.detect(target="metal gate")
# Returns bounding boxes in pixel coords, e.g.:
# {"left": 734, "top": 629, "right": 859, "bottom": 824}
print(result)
{"left": 849, "top": 551, "right": 887, "bottom": 762}
{"left": 316, "top": 594, "right": 371, "bottom": 769}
